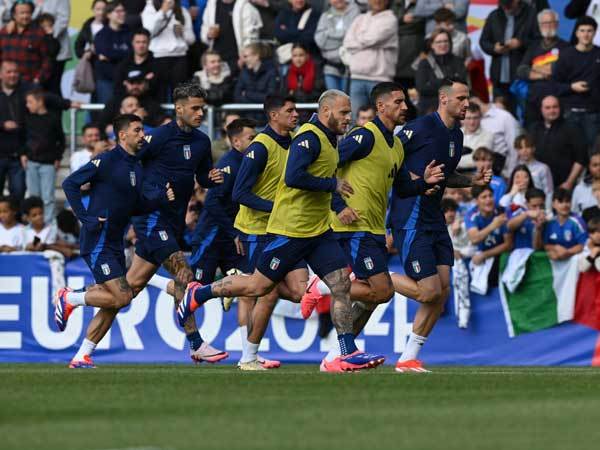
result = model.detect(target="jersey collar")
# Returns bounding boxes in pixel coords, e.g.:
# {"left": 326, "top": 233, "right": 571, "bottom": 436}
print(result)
{"left": 115, "top": 144, "right": 138, "bottom": 161}
{"left": 372, "top": 116, "right": 395, "bottom": 147}
{"left": 310, "top": 116, "right": 338, "bottom": 148}
{"left": 263, "top": 124, "right": 292, "bottom": 149}
{"left": 433, "top": 111, "right": 460, "bottom": 132}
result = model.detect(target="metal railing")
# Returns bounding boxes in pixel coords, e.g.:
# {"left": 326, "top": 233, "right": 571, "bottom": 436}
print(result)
{"left": 69, "top": 102, "right": 319, "bottom": 154}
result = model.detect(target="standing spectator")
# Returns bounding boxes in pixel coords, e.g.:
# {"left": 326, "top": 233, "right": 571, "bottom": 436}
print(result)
{"left": 30, "top": 0, "right": 71, "bottom": 96}
{"left": 393, "top": 0, "right": 425, "bottom": 88}
{"left": 514, "top": 133, "right": 554, "bottom": 210}
{"left": 499, "top": 164, "right": 534, "bottom": 209}
{"left": 114, "top": 28, "right": 158, "bottom": 97}
{"left": 37, "top": 13, "right": 61, "bottom": 94}
{"left": 70, "top": 123, "right": 102, "bottom": 174}
{"left": 415, "top": 29, "right": 466, "bottom": 114}
{"left": 234, "top": 43, "right": 279, "bottom": 107}
{"left": 274, "top": 0, "right": 320, "bottom": 63}
{"left": 343, "top": 0, "right": 398, "bottom": 116}
{"left": 123, "top": 0, "right": 147, "bottom": 29}
{"left": 544, "top": 188, "right": 587, "bottom": 260}
{"left": 74, "top": 0, "right": 106, "bottom": 60}
{"left": 21, "top": 88, "right": 64, "bottom": 223}
{"left": 314, "top": 0, "right": 360, "bottom": 92}
{"left": 572, "top": 152, "right": 600, "bottom": 215}
{"left": 248, "top": 0, "right": 286, "bottom": 39}
{"left": 285, "top": 42, "right": 322, "bottom": 102}
{"left": 193, "top": 49, "right": 233, "bottom": 106}
{"left": 0, "top": 0, "right": 50, "bottom": 85}
{"left": 142, "top": 0, "right": 196, "bottom": 102}
{"left": 0, "top": 195, "right": 24, "bottom": 253}
{"left": 414, "top": 0, "right": 469, "bottom": 35}
{"left": 460, "top": 104, "right": 495, "bottom": 172}
{"left": 565, "top": 0, "right": 600, "bottom": 46}
{"left": 516, "top": 9, "right": 568, "bottom": 125}
{"left": 201, "top": 0, "right": 263, "bottom": 73}
{"left": 433, "top": 7, "right": 471, "bottom": 61}
{"left": 470, "top": 96, "right": 521, "bottom": 178}
{"left": 93, "top": 1, "right": 131, "bottom": 105}
{"left": 479, "top": 0, "right": 539, "bottom": 110}
{"left": 553, "top": 16, "right": 600, "bottom": 152}
{"left": 528, "top": 95, "right": 587, "bottom": 190}
{"left": 0, "top": 60, "right": 26, "bottom": 200}
{"left": 355, "top": 104, "right": 375, "bottom": 126}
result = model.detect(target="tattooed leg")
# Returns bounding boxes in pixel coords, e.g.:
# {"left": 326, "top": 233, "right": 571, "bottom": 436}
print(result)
{"left": 351, "top": 301, "right": 377, "bottom": 336}
{"left": 77, "top": 277, "right": 135, "bottom": 309}
{"left": 323, "top": 268, "right": 353, "bottom": 335}
{"left": 163, "top": 251, "right": 197, "bottom": 334}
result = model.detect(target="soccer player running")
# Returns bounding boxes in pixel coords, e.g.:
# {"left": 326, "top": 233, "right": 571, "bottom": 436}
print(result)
{"left": 179, "top": 90, "right": 385, "bottom": 371}
{"left": 300, "top": 82, "right": 446, "bottom": 371}
{"left": 232, "top": 95, "right": 309, "bottom": 370}
{"left": 54, "top": 114, "right": 175, "bottom": 368}
{"left": 57, "top": 83, "right": 226, "bottom": 366}
{"left": 389, "top": 78, "right": 491, "bottom": 373}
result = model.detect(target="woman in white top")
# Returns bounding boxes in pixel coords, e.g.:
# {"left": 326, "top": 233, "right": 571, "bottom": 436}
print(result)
{"left": 499, "top": 165, "right": 535, "bottom": 210}
{"left": 142, "top": 0, "right": 196, "bottom": 101}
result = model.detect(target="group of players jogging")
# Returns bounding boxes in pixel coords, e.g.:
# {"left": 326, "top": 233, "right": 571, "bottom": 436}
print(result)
{"left": 54, "top": 78, "right": 491, "bottom": 372}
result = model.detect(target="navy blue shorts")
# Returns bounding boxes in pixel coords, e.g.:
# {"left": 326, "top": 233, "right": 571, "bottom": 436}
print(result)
{"left": 256, "top": 230, "right": 347, "bottom": 283}
{"left": 237, "top": 232, "right": 269, "bottom": 272}
{"left": 336, "top": 232, "right": 388, "bottom": 279}
{"left": 133, "top": 211, "right": 181, "bottom": 267}
{"left": 392, "top": 228, "right": 454, "bottom": 281}
{"left": 82, "top": 249, "right": 127, "bottom": 284}
{"left": 189, "top": 226, "right": 249, "bottom": 284}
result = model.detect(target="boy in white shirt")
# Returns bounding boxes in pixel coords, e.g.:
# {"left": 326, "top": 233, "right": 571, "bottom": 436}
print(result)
{"left": 514, "top": 134, "right": 553, "bottom": 211}
{"left": 0, "top": 196, "right": 24, "bottom": 253}
{"left": 22, "top": 196, "right": 57, "bottom": 251}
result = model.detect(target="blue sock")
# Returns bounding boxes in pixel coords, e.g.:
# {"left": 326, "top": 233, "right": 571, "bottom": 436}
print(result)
{"left": 338, "top": 333, "right": 357, "bottom": 356}
{"left": 193, "top": 285, "right": 214, "bottom": 306}
{"left": 186, "top": 331, "right": 204, "bottom": 351}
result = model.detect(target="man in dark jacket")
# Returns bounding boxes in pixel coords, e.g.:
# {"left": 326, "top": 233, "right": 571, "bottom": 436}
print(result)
{"left": 114, "top": 28, "right": 158, "bottom": 97}
{"left": 274, "top": 0, "right": 320, "bottom": 56}
{"left": 528, "top": 95, "right": 587, "bottom": 190}
{"left": 479, "top": 0, "right": 539, "bottom": 110}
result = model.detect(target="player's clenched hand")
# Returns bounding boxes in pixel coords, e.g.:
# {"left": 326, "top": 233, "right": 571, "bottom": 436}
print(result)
{"left": 336, "top": 179, "right": 353, "bottom": 198}
{"left": 424, "top": 185, "right": 441, "bottom": 196}
{"left": 208, "top": 168, "right": 224, "bottom": 184}
{"left": 337, "top": 207, "right": 360, "bottom": 225}
{"left": 234, "top": 236, "right": 245, "bottom": 256}
{"left": 166, "top": 182, "right": 175, "bottom": 202}
{"left": 473, "top": 167, "right": 492, "bottom": 186}
{"left": 423, "top": 160, "right": 445, "bottom": 185}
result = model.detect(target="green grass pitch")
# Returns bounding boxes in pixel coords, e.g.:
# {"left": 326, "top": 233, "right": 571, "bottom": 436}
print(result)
{"left": 1, "top": 364, "right": 600, "bottom": 450}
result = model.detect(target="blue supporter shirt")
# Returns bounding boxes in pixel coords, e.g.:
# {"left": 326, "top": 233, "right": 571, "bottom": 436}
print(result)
{"left": 388, "top": 112, "right": 464, "bottom": 231}
{"left": 490, "top": 175, "right": 507, "bottom": 206}
{"left": 507, "top": 206, "right": 535, "bottom": 249}
{"left": 542, "top": 214, "right": 587, "bottom": 248}
{"left": 465, "top": 208, "right": 508, "bottom": 252}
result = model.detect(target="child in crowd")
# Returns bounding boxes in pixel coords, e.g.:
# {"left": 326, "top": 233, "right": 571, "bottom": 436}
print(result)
{"left": 499, "top": 164, "right": 534, "bottom": 209}
{"left": 473, "top": 147, "right": 506, "bottom": 206}
{"left": 286, "top": 43, "right": 321, "bottom": 103}
{"left": 0, "top": 196, "right": 24, "bottom": 253}
{"left": 543, "top": 189, "right": 587, "bottom": 261}
{"left": 514, "top": 134, "right": 553, "bottom": 211}
{"left": 444, "top": 187, "right": 473, "bottom": 216}
{"left": 466, "top": 186, "right": 513, "bottom": 291}
{"left": 572, "top": 152, "right": 600, "bottom": 215}
{"left": 506, "top": 188, "right": 546, "bottom": 250}
{"left": 22, "top": 196, "right": 57, "bottom": 252}
{"left": 582, "top": 179, "right": 600, "bottom": 224}
{"left": 578, "top": 216, "right": 600, "bottom": 272}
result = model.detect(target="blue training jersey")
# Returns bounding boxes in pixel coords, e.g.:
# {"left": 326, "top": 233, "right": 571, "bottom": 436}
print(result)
{"left": 191, "top": 148, "right": 244, "bottom": 244}
{"left": 388, "top": 112, "right": 463, "bottom": 231}
{"left": 490, "top": 175, "right": 507, "bottom": 206}
{"left": 542, "top": 214, "right": 587, "bottom": 248}
{"left": 465, "top": 208, "right": 508, "bottom": 252}
{"left": 132, "top": 120, "right": 216, "bottom": 239}
{"left": 507, "top": 206, "right": 535, "bottom": 249}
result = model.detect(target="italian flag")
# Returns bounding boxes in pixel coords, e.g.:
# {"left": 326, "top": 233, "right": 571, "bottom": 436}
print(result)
{"left": 499, "top": 252, "right": 579, "bottom": 337}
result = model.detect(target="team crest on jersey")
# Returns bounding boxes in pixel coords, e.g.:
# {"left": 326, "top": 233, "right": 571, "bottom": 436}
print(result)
{"left": 195, "top": 269, "right": 203, "bottom": 281}
{"left": 158, "top": 230, "right": 169, "bottom": 241}
{"left": 129, "top": 171, "right": 136, "bottom": 186}
{"left": 364, "top": 257, "right": 374, "bottom": 271}
{"left": 183, "top": 145, "right": 191, "bottom": 160}
{"left": 412, "top": 260, "right": 421, "bottom": 274}
{"left": 101, "top": 264, "right": 111, "bottom": 276}
{"left": 270, "top": 257, "right": 280, "bottom": 271}
{"left": 449, "top": 141, "right": 455, "bottom": 157}
{"left": 565, "top": 230, "right": 572, "bottom": 242}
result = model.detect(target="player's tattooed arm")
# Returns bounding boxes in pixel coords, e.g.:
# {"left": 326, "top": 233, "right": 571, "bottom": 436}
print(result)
{"left": 323, "top": 268, "right": 353, "bottom": 334}
{"left": 118, "top": 276, "right": 134, "bottom": 298}
{"left": 447, "top": 167, "right": 493, "bottom": 188}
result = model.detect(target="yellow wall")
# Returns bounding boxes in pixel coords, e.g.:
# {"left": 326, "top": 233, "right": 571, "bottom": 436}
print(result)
{"left": 70, "top": 0, "right": 93, "bottom": 30}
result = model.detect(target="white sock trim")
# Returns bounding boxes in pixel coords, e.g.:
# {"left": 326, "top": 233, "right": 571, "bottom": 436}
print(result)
{"left": 66, "top": 290, "right": 86, "bottom": 306}
{"left": 398, "top": 332, "right": 427, "bottom": 362}
{"left": 73, "top": 338, "right": 96, "bottom": 361}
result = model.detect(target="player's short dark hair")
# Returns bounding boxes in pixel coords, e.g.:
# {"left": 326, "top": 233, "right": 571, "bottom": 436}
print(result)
{"left": 370, "top": 82, "right": 405, "bottom": 106}
{"left": 575, "top": 15, "right": 598, "bottom": 32}
{"left": 173, "top": 80, "right": 207, "bottom": 104}
{"left": 588, "top": 216, "right": 600, "bottom": 232}
{"left": 466, "top": 103, "right": 481, "bottom": 114}
{"left": 514, "top": 133, "right": 535, "bottom": 149}
{"left": 357, "top": 104, "right": 375, "bottom": 114}
{"left": 441, "top": 198, "right": 459, "bottom": 212}
{"left": 0, "top": 195, "right": 20, "bottom": 213}
{"left": 22, "top": 196, "right": 43, "bottom": 214}
{"left": 112, "top": 114, "right": 142, "bottom": 140}
{"left": 553, "top": 188, "right": 572, "bottom": 202}
{"left": 525, "top": 188, "right": 545, "bottom": 202}
{"left": 471, "top": 185, "right": 493, "bottom": 199}
{"left": 439, "top": 77, "right": 468, "bottom": 93}
{"left": 472, "top": 146, "right": 493, "bottom": 161}
{"left": 105, "top": 1, "right": 124, "bottom": 15}
{"left": 25, "top": 87, "right": 45, "bottom": 102}
{"left": 132, "top": 28, "right": 151, "bottom": 39}
{"left": 433, "top": 7, "right": 456, "bottom": 23}
{"left": 264, "top": 94, "right": 295, "bottom": 115}
{"left": 226, "top": 118, "right": 257, "bottom": 141}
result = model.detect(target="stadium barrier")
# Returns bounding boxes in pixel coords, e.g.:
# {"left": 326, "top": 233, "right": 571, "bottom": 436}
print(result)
{"left": 1, "top": 254, "right": 599, "bottom": 365}
{"left": 68, "top": 103, "right": 320, "bottom": 154}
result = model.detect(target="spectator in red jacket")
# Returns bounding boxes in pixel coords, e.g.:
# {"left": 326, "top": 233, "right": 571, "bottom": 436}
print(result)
{"left": 0, "top": 0, "right": 51, "bottom": 85}
{"left": 285, "top": 42, "right": 322, "bottom": 102}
